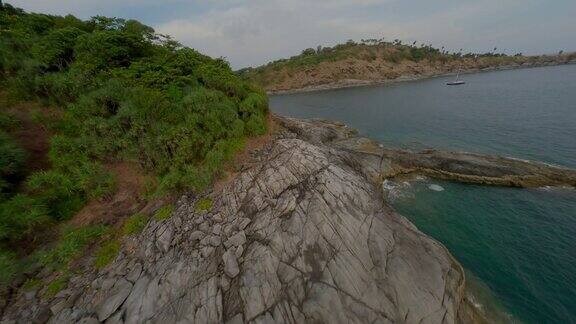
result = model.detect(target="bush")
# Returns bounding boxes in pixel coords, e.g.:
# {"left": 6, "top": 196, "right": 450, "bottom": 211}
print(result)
{"left": 32, "top": 27, "right": 86, "bottom": 71}
{"left": 0, "top": 194, "right": 50, "bottom": 242}
{"left": 0, "top": 5, "right": 269, "bottom": 279}
{"left": 26, "top": 170, "right": 85, "bottom": 220}
{"left": 0, "top": 131, "right": 26, "bottom": 196}
{"left": 0, "top": 112, "right": 20, "bottom": 130}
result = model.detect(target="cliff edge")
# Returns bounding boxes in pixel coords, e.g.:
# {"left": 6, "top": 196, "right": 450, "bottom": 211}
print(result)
{"left": 4, "top": 116, "right": 575, "bottom": 324}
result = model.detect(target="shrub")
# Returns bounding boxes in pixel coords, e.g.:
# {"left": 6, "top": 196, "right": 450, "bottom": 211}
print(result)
{"left": 0, "top": 194, "right": 50, "bottom": 242}
{"left": 32, "top": 27, "right": 86, "bottom": 71}
{"left": 0, "top": 5, "right": 269, "bottom": 277}
{"left": 26, "top": 171, "right": 86, "bottom": 220}
{"left": 0, "top": 112, "right": 20, "bottom": 130}
{"left": 0, "top": 131, "right": 26, "bottom": 196}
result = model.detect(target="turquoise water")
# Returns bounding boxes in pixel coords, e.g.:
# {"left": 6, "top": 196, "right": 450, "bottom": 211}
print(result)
{"left": 270, "top": 65, "right": 576, "bottom": 323}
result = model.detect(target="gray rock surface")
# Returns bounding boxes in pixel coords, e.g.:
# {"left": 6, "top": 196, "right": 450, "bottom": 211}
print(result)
{"left": 8, "top": 116, "right": 572, "bottom": 323}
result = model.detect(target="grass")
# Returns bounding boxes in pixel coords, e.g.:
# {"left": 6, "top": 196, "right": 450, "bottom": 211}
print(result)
{"left": 195, "top": 198, "right": 212, "bottom": 212}
{"left": 0, "top": 249, "right": 19, "bottom": 291}
{"left": 153, "top": 204, "right": 174, "bottom": 221}
{"left": 122, "top": 213, "right": 149, "bottom": 235}
{"left": 38, "top": 225, "right": 108, "bottom": 272}
{"left": 44, "top": 274, "right": 69, "bottom": 297}
{"left": 22, "top": 278, "right": 42, "bottom": 291}
{"left": 94, "top": 239, "right": 120, "bottom": 268}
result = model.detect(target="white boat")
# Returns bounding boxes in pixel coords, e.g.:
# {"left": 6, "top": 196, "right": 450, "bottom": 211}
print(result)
{"left": 447, "top": 69, "right": 465, "bottom": 85}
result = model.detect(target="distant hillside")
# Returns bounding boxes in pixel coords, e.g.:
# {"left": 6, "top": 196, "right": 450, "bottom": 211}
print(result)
{"left": 239, "top": 39, "right": 576, "bottom": 93}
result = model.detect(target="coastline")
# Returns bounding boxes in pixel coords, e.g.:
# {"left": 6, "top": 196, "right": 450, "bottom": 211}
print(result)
{"left": 267, "top": 60, "right": 576, "bottom": 95}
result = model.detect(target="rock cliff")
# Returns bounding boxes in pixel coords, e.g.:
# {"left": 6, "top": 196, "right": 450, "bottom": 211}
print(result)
{"left": 3, "top": 116, "right": 575, "bottom": 324}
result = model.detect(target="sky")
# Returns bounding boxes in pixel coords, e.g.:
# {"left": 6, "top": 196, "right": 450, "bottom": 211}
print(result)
{"left": 8, "top": 0, "right": 576, "bottom": 69}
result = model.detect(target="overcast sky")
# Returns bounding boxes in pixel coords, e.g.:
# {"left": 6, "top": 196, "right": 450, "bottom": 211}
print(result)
{"left": 8, "top": 0, "right": 576, "bottom": 69}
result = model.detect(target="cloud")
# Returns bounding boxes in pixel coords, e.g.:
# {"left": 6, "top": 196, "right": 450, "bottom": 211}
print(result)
{"left": 156, "top": 0, "right": 532, "bottom": 68}
{"left": 8, "top": 0, "right": 576, "bottom": 68}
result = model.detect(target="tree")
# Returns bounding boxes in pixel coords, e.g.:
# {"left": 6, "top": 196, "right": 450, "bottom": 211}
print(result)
{"left": 33, "top": 27, "right": 86, "bottom": 71}
{"left": 301, "top": 48, "right": 316, "bottom": 56}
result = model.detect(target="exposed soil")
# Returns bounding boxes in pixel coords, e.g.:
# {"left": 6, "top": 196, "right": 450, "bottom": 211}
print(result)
{"left": 69, "top": 162, "right": 150, "bottom": 228}
{"left": 1, "top": 100, "right": 54, "bottom": 173}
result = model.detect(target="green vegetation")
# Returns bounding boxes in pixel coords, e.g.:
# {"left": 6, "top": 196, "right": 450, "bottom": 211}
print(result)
{"left": 0, "top": 249, "right": 19, "bottom": 289}
{"left": 153, "top": 204, "right": 174, "bottom": 221}
{"left": 44, "top": 274, "right": 69, "bottom": 297}
{"left": 195, "top": 198, "right": 213, "bottom": 212}
{"left": 0, "top": 114, "right": 26, "bottom": 200}
{"left": 0, "top": 3, "right": 268, "bottom": 294}
{"left": 238, "top": 38, "right": 565, "bottom": 89}
{"left": 37, "top": 225, "right": 107, "bottom": 272}
{"left": 22, "top": 277, "right": 42, "bottom": 291}
{"left": 94, "top": 239, "right": 120, "bottom": 268}
{"left": 122, "top": 213, "right": 148, "bottom": 235}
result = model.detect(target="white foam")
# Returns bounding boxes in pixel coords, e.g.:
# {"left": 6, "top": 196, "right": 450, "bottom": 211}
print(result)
{"left": 382, "top": 180, "right": 413, "bottom": 202}
{"left": 428, "top": 184, "right": 445, "bottom": 192}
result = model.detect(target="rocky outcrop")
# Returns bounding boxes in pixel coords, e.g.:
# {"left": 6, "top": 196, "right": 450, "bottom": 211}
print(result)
{"left": 4, "top": 116, "right": 574, "bottom": 323}
{"left": 278, "top": 118, "right": 576, "bottom": 188}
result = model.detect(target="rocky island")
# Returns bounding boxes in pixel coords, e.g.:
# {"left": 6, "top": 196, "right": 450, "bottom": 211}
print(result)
{"left": 3, "top": 116, "right": 574, "bottom": 323}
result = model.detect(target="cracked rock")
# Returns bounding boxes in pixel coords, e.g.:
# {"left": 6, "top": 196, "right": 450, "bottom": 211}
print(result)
{"left": 95, "top": 279, "right": 132, "bottom": 321}
{"left": 7, "top": 116, "right": 562, "bottom": 323}
{"left": 224, "top": 231, "right": 246, "bottom": 248}
{"left": 223, "top": 249, "right": 240, "bottom": 278}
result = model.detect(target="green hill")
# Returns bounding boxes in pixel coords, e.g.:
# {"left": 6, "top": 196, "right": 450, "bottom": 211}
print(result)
{"left": 239, "top": 39, "right": 575, "bottom": 92}
{"left": 0, "top": 3, "right": 267, "bottom": 294}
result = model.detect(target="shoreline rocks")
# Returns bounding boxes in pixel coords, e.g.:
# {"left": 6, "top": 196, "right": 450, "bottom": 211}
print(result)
{"left": 4, "top": 116, "right": 574, "bottom": 323}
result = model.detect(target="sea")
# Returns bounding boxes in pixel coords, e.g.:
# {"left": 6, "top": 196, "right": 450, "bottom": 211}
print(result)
{"left": 270, "top": 64, "right": 576, "bottom": 323}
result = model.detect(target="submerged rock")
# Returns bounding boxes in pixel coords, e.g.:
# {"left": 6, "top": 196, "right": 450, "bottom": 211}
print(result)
{"left": 7, "top": 115, "right": 573, "bottom": 323}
